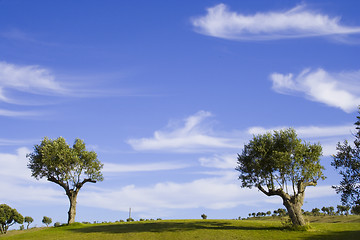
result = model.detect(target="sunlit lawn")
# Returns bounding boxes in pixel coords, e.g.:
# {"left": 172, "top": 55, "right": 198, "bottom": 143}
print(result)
{"left": 1, "top": 216, "right": 360, "bottom": 240}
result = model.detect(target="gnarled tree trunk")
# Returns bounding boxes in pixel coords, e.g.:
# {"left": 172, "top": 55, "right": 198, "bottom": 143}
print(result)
{"left": 282, "top": 195, "right": 306, "bottom": 226}
{"left": 67, "top": 191, "right": 78, "bottom": 224}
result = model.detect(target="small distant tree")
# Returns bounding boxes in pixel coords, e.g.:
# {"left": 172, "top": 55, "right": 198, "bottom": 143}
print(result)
{"left": 0, "top": 204, "right": 24, "bottom": 234}
{"left": 237, "top": 129, "right": 324, "bottom": 226}
{"left": 27, "top": 137, "right": 104, "bottom": 224}
{"left": 321, "top": 207, "right": 329, "bottom": 215}
{"left": 201, "top": 214, "right": 207, "bottom": 219}
{"left": 311, "top": 208, "right": 320, "bottom": 216}
{"left": 332, "top": 107, "right": 360, "bottom": 207}
{"left": 277, "top": 208, "right": 287, "bottom": 217}
{"left": 351, "top": 205, "right": 360, "bottom": 215}
{"left": 24, "top": 216, "right": 33, "bottom": 229}
{"left": 42, "top": 216, "right": 52, "bottom": 227}
{"left": 266, "top": 211, "right": 271, "bottom": 216}
{"left": 337, "top": 205, "right": 350, "bottom": 215}
{"left": 329, "top": 206, "right": 335, "bottom": 215}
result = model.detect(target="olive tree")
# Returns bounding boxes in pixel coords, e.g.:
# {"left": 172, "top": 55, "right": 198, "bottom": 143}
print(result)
{"left": 0, "top": 204, "right": 24, "bottom": 234}
{"left": 332, "top": 107, "right": 360, "bottom": 207}
{"left": 27, "top": 137, "right": 104, "bottom": 224}
{"left": 236, "top": 128, "right": 325, "bottom": 226}
{"left": 42, "top": 216, "right": 52, "bottom": 227}
{"left": 24, "top": 216, "right": 33, "bottom": 229}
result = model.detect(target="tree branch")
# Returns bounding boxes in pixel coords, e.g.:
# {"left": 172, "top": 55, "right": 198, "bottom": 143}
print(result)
{"left": 75, "top": 178, "right": 96, "bottom": 192}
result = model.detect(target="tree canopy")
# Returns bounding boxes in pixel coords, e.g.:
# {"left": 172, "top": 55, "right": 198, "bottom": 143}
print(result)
{"left": 0, "top": 204, "right": 24, "bottom": 234}
{"left": 42, "top": 216, "right": 52, "bottom": 227}
{"left": 24, "top": 216, "right": 33, "bottom": 229}
{"left": 332, "top": 108, "right": 360, "bottom": 207}
{"left": 236, "top": 128, "right": 325, "bottom": 226}
{"left": 27, "top": 137, "right": 104, "bottom": 224}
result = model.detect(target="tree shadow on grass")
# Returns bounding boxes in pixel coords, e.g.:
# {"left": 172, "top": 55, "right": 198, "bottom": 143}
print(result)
{"left": 68, "top": 220, "right": 283, "bottom": 234}
{"left": 302, "top": 230, "right": 360, "bottom": 240}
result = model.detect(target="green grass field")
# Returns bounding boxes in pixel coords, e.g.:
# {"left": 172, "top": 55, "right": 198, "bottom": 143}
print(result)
{"left": 1, "top": 216, "right": 360, "bottom": 240}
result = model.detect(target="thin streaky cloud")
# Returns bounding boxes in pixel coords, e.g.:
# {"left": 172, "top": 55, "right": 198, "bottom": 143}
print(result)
{"left": 103, "top": 161, "right": 190, "bottom": 173}
{"left": 270, "top": 68, "right": 360, "bottom": 113}
{"left": 0, "top": 108, "right": 39, "bottom": 117}
{"left": 192, "top": 3, "right": 360, "bottom": 41}
{"left": 127, "top": 111, "right": 242, "bottom": 152}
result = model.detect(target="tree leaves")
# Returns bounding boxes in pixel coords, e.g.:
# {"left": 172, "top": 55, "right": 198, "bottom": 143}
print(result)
{"left": 236, "top": 128, "right": 324, "bottom": 197}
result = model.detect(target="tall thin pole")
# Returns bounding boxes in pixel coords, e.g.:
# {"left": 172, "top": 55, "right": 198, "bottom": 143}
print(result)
{"left": 129, "top": 207, "right": 131, "bottom": 219}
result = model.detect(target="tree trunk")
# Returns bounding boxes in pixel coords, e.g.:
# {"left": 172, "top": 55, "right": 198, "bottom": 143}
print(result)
{"left": 283, "top": 196, "right": 306, "bottom": 226}
{"left": 67, "top": 192, "right": 78, "bottom": 224}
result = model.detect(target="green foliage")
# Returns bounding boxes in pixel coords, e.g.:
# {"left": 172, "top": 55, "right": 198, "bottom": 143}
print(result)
{"left": 337, "top": 205, "right": 350, "bottom": 215}
{"left": 312, "top": 208, "right": 321, "bottom": 216}
{"left": 24, "top": 216, "right": 33, "bottom": 229}
{"left": 0, "top": 204, "right": 24, "bottom": 234}
{"left": 237, "top": 128, "right": 324, "bottom": 192}
{"left": 27, "top": 137, "right": 104, "bottom": 188}
{"left": 27, "top": 137, "right": 104, "bottom": 224}
{"left": 201, "top": 214, "right": 207, "bottom": 219}
{"left": 54, "top": 222, "right": 62, "bottom": 227}
{"left": 42, "top": 216, "right": 52, "bottom": 227}
{"left": 351, "top": 205, "right": 360, "bottom": 215}
{"left": 126, "top": 218, "right": 134, "bottom": 222}
{"left": 332, "top": 107, "right": 360, "bottom": 207}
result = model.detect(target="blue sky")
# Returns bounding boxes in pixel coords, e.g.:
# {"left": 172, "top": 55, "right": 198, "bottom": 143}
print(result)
{"left": 1, "top": 0, "right": 360, "bottom": 227}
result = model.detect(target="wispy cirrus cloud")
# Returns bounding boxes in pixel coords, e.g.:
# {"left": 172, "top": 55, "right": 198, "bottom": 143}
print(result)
{"left": 128, "top": 111, "right": 355, "bottom": 155}
{"left": 192, "top": 3, "right": 360, "bottom": 41}
{"left": 103, "top": 161, "right": 190, "bottom": 173}
{"left": 270, "top": 68, "right": 360, "bottom": 113}
{"left": 0, "top": 61, "right": 140, "bottom": 117}
{"left": 127, "top": 111, "right": 242, "bottom": 152}
{"left": 0, "top": 61, "right": 68, "bottom": 100}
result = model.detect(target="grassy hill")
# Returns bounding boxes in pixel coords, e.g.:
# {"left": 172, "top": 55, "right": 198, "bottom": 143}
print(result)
{"left": 1, "top": 216, "right": 360, "bottom": 240}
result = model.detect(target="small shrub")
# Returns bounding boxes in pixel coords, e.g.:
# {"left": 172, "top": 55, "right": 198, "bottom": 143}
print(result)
{"left": 201, "top": 214, "right": 207, "bottom": 219}
{"left": 139, "top": 218, "right": 145, "bottom": 221}
{"left": 119, "top": 220, "right": 124, "bottom": 222}
{"left": 19, "top": 225, "right": 24, "bottom": 230}
{"left": 126, "top": 217, "right": 134, "bottom": 222}
{"left": 54, "top": 222, "right": 61, "bottom": 227}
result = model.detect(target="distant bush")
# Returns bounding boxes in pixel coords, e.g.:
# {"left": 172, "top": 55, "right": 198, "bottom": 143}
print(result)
{"left": 157, "top": 218, "right": 162, "bottom": 221}
{"left": 139, "top": 219, "right": 145, "bottom": 221}
{"left": 19, "top": 225, "right": 24, "bottom": 230}
{"left": 201, "top": 214, "right": 207, "bottom": 219}
{"left": 126, "top": 218, "right": 134, "bottom": 222}
{"left": 54, "top": 222, "right": 61, "bottom": 227}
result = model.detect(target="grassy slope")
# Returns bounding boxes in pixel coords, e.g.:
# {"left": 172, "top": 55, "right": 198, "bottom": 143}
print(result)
{"left": 1, "top": 216, "right": 360, "bottom": 240}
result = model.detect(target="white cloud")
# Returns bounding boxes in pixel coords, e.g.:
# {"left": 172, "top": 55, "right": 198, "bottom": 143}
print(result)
{"left": 192, "top": 3, "right": 360, "bottom": 41}
{"left": 79, "top": 175, "right": 266, "bottom": 214}
{"left": 271, "top": 68, "right": 360, "bottom": 112}
{"left": 103, "top": 161, "right": 190, "bottom": 173}
{"left": 127, "top": 111, "right": 242, "bottom": 152}
{"left": 0, "top": 61, "right": 68, "bottom": 100}
{"left": 199, "top": 154, "right": 237, "bottom": 169}
{"left": 0, "top": 147, "right": 33, "bottom": 181}
{"left": 248, "top": 124, "right": 354, "bottom": 138}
